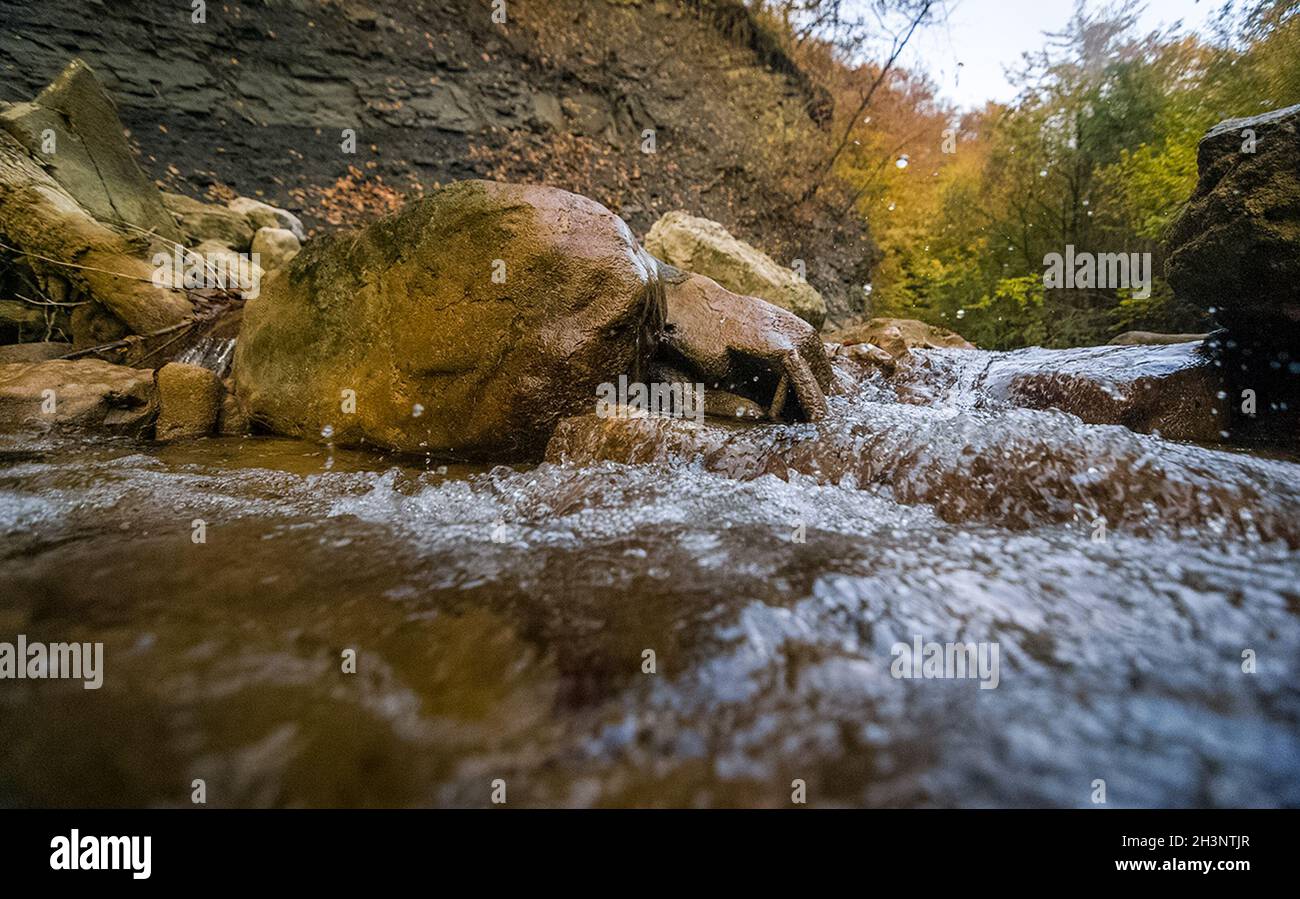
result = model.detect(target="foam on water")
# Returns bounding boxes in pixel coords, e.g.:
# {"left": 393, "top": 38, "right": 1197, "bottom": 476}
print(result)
{"left": 0, "top": 373, "right": 1298, "bottom": 807}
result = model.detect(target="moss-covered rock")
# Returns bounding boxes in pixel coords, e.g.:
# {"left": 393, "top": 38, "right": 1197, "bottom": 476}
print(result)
{"left": 1166, "top": 103, "right": 1300, "bottom": 442}
{"left": 234, "top": 180, "right": 665, "bottom": 459}
{"left": 155, "top": 362, "right": 221, "bottom": 441}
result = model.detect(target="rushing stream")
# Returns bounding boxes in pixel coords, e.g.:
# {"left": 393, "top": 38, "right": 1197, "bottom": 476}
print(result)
{"left": 1, "top": 346, "right": 1298, "bottom": 807}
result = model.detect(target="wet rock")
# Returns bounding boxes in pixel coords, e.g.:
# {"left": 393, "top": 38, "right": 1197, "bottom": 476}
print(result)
{"left": 1166, "top": 103, "right": 1300, "bottom": 441}
{"left": 0, "top": 359, "right": 155, "bottom": 434}
{"left": 235, "top": 181, "right": 666, "bottom": 459}
{"left": 216, "top": 377, "right": 250, "bottom": 436}
{"left": 228, "top": 197, "right": 306, "bottom": 243}
{"left": 645, "top": 210, "right": 827, "bottom": 329}
{"left": 154, "top": 362, "right": 220, "bottom": 441}
{"left": 179, "top": 241, "right": 263, "bottom": 296}
{"left": 546, "top": 398, "right": 1300, "bottom": 546}
{"left": 893, "top": 343, "right": 1228, "bottom": 443}
{"left": 841, "top": 341, "right": 896, "bottom": 371}
{"left": 657, "top": 263, "right": 832, "bottom": 420}
{"left": 826, "top": 317, "right": 974, "bottom": 356}
{"left": 163, "top": 192, "right": 254, "bottom": 252}
{"left": 0, "top": 59, "right": 181, "bottom": 242}
{"left": 250, "top": 227, "right": 301, "bottom": 272}
{"left": 1109, "top": 330, "right": 1209, "bottom": 346}
{"left": 0, "top": 131, "right": 192, "bottom": 335}
{"left": 649, "top": 361, "right": 765, "bottom": 420}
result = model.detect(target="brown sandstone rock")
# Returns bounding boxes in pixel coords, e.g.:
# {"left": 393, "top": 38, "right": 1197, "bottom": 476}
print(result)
{"left": 0, "top": 342, "right": 71, "bottom": 364}
{"left": 0, "top": 59, "right": 181, "bottom": 243}
{"left": 217, "top": 377, "right": 250, "bottom": 436}
{"left": 162, "top": 192, "right": 255, "bottom": 252}
{"left": 825, "top": 318, "right": 974, "bottom": 356}
{"left": 0, "top": 359, "right": 155, "bottom": 434}
{"left": 234, "top": 181, "right": 667, "bottom": 459}
{"left": 250, "top": 227, "right": 301, "bottom": 272}
{"left": 155, "top": 362, "right": 221, "bottom": 441}
{"left": 645, "top": 210, "right": 827, "bottom": 328}
{"left": 657, "top": 263, "right": 832, "bottom": 421}
{"left": 0, "top": 131, "right": 192, "bottom": 334}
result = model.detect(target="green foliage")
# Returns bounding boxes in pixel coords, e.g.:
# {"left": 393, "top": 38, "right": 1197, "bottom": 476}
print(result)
{"left": 868, "top": 0, "right": 1300, "bottom": 348}
{"left": 963, "top": 276, "right": 1049, "bottom": 349}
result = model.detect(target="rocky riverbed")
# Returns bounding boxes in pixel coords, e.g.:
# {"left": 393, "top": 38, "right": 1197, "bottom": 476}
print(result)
{"left": 2, "top": 353, "right": 1298, "bottom": 807}
{"left": 1, "top": 53, "right": 1298, "bottom": 810}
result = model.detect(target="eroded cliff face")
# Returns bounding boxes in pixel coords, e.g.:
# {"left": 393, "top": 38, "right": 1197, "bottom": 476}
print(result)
{"left": 0, "top": 0, "right": 875, "bottom": 325}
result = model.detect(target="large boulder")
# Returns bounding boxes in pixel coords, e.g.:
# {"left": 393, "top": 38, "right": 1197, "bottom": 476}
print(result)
{"left": 234, "top": 181, "right": 666, "bottom": 459}
{"left": 1166, "top": 103, "right": 1300, "bottom": 441}
{"left": 0, "top": 59, "right": 181, "bottom": 243}
{"left": 0, "top": 359, "right": 156, "bottom": 435}
{"left": 644, "top": 210, "right": 827, "bottom": 329}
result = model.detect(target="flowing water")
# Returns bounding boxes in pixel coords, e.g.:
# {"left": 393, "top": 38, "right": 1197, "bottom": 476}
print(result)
{"left": 1, "top": 346, "right": 1298, "bottom": 807}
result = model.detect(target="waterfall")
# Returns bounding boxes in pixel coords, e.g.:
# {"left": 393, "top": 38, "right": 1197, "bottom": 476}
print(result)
{"left": 175, "top": 337, "right": 237, "bottom": 379}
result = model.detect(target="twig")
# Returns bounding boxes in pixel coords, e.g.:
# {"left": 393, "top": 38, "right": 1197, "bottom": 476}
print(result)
{"left": 13, "top": 293, "right": 88, "bottom": 309}
{"left": 56, "top": 318, "right": 196, "bottom": 360}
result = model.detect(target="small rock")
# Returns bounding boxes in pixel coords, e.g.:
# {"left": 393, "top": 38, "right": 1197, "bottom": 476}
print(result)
{"left": 1109, "top": 331, "right": 1209, "bottom": 346}
{"left": 189, "top": 241, "right": 264, "bottom": 296}
{"left": 228, "top": 197, "right": 306, "bottom": 243}
{"left": 845, "top": 341, "right": 897, "bottom": 371}
{"left": 70, "top": 301, "right": 130, "bottom": 348}
{"left": 825, "top": 318, "right": 973, "bottom": 356}
{"left": 155, "top": 362, "right": 220, "bottom": 441}
{"left": 163, "top": 192, "right": 254, "bottom": 251}
{"left": 250, "top": 227, "right": 301, "bottom": 272}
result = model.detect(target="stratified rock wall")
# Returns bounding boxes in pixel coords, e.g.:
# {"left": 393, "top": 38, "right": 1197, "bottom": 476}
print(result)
{"left": 0, "top": 0, "right": 876, "bottom": 323}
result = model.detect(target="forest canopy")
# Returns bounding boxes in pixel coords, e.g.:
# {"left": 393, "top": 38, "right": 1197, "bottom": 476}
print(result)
{"left": 752, "top": 0, "right": 1300, "bottom": 347}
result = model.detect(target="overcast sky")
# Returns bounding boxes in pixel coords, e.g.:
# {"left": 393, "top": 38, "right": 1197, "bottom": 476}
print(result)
{"left": 902, "top": 0, "right": 1222, "bottom": 109}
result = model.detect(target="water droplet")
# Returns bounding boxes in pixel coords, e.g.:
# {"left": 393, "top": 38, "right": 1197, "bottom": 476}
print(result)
{"left": 412, "top": 403, "right": 424, "bottom": 418}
